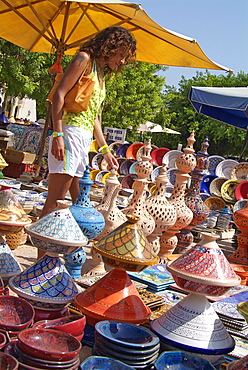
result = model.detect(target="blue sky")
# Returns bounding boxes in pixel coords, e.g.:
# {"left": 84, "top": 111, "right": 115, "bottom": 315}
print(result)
{"left": 138, "top": 0, "right": 248, "bottom": 87}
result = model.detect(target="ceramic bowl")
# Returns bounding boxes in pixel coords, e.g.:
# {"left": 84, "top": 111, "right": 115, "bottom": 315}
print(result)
{"left": 0, "top": 295, "right": 35, "bottom": 331}
{"left": 0, "top": 352, "right": 19, "bottom": 370}
{"left": 154, "top": 351, "right": 215, "bottom": 370}
{"left": 121, "top": 174, "right": 138, "bottom": 189}
{"left": 126, "top": 143, "right": 144, "bottom": 160}
{"left": 0, "top": 332, "right": 7, "bottom": 349}
{"left": 200, "top": 175, "right": 217, "bottom": 195}
{"left": 119, "top": 159, "right": 136, "bottom": 175}
{"left": 33, "top": 306, "right": 69, "bottom": 323}
{"left": 151, "top": 147, "right": 170, "bottom": 166}
{"left": 116, "top": 143, "right": 131, "bottom": 158}
{"left": 230, "top": 264, "right": 248, "bottom": 285}
{"left": 95, "top": 321, "right": 159, "bottom": 349}
{"left": 80, "top": 356, "right": 135, "bottom": 370}
{"left": 0, "top": 179, "right": 21, "bottom": 189}
{"left": 32, "top": 314, "right": 86, "bottom": 337}
{"left": 17, "top": 328, "right": 82, "bottom": 362}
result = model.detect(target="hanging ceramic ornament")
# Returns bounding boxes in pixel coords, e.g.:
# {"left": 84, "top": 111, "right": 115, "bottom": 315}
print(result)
{"left": 70, "top": 166, "right": 105, "bottom": 240}
{"left": 151, "top": 232, "right": 240, "bottom": 361}
{"left": 158, "top": 133, "right": 196, "bottom": 261}
{"left": 122, "top": 139, "right": 155, "bottom": 236}
{"left": 175, "top": 137, "right": 210, "bottom": 254}
{"left": 146, "top": 165, "right": 177, "bottom": 254}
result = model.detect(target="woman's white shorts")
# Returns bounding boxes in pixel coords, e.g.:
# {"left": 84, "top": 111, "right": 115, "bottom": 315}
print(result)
{"left": 48, "top": 125, "right": 92, "bottom": 177}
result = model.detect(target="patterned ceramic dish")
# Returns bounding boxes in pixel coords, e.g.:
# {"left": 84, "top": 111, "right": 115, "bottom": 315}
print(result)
{"left": 230, "top": 162, "right": 248, "bottom": 181}
{"left": 204, "top": 196, "right": 226, "bottom": 210}
{"left": 116, "top": 143, "right": 131, "bottom": 158}
{"left": 151, "top": 166, "right": 162, "bottom": 183}
{"left": 221, "top": 179, "right": 240, "bottom": 203}
{"left": 80, "top": 356, "right": 135, "bottom": 370}
{"left": 162, "top": 150, "right": 182, "bottom": 169}
{"left": 207, "top": 155, "right": 225, "bottom": 175}
{"left": 166, "top": 168, "right": 179, "bottom": 185}
{"left": 155, "top": 351, "right": 215, "bottom": 370}
{"left": 200, "top": 175, "right": 217, "bottom": 195}
{"left": 215, "top": 159, "right": 239, "bottom": 179}
{"left": 209, "top": 177, "right": 228, "bottom": 197}
{"left": 151, "top": 148, "right": 170, "bottom": 166}
{"left": 0, "top": 179, "right": 21, "bottom": 189}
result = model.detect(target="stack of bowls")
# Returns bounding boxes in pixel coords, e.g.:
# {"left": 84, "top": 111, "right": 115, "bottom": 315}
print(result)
{"left": 0, "top": 295, "right": 35, "bottom": 338}
{"left": 33, "top": 314, "right": 86, "bottom": 341}
{"left": 93, "top": 321, "right": 160, "bottom": 369}
{"left": 13, "top": 328, "right": 81, "bottom": 370}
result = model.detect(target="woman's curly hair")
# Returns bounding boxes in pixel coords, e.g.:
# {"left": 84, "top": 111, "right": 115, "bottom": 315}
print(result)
{"left": 80, "top": 26, "right": 136, "bottom": 75}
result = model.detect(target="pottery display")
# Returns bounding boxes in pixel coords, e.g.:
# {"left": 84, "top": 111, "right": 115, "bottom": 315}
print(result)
{"left": 151, "top": 147, "right": 170, "bottom": 166}
{"left": 25, "top": 200, "right": 87, "bottom": 254}
{"left": 74, "top": 268, "right": 152, "bottom": 326}
{"left": 155, "top": 351, "right": 215, "bottom": 370}
{"left": 122, "top": 140, "right": 155, "bottom": 236}
{"left": 0, "top": 236, "right": 22, "bottom": 280}
{"left": 93, "top": 321, "right": 160, "bottom": 367}
{"left": 151, "top": 232, "right": 239, "bottom": 359}
{"left": 176, "top": 136, "right": 210, "bottom": 254}
{"left": 81, "top": 356, "right": 135, "bottom": 370}
{"left": 146, "top": 165, "right": 177, "bottom": 254}
{"left": 93, "top": 215, "right": 158, "bottom": 271}
{"left": 70, "top": 166, "right": 105, "bottom": 240}
{"left": 158, "top": 133, "right": 196, "bottom": 261}
{"left": 228, "top": 199, "right": 248, "bottom": 264}
{"left": 0, "top": 185, "right": 31, "bottom": 234}
{"left": 0, "top": 295, "right": 35, "bottom": 332}
{"left": 32, "top": 314, "right": 86, "bottom": 337}
{"left": 9, "top": 253, "right": 79, "bottom": 310}
{"left": 0, "top": 352, "right": 19, "bottom": 370}
{"left": 126, "top": 142, "right": 144, "bottom": 160}
{"left": 17, "top": 328, "right": 81, "bottom": 362}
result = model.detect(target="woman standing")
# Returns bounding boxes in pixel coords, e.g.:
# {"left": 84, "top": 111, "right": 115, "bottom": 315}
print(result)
{"left": 40, "top": 26, "right": 136, "bottom": 219}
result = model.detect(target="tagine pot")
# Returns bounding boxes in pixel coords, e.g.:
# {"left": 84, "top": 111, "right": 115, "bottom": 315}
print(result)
{"left": 70, "top": 166, "right": 105, "bottom": 240}
{"left": 74, "top": 268, "right": 151, "bottom": 326}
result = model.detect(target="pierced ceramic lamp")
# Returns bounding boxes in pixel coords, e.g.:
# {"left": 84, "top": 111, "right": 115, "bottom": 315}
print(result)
{"left": 151, "top": 232, "right": 240, "bottom": 360}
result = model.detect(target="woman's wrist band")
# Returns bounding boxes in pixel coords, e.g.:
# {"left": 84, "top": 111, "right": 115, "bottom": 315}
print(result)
{"left": 52, "top": 131, "right": 64, "bottom": 137}
{"left": 101, "top": 147, "right": 111, "bottom": 155}
{"left": 99, "top": 144, "right": 111, "bottom": 155}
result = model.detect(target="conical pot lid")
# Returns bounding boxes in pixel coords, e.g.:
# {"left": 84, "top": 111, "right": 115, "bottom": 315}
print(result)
{"left": 0, "top": 236, "right": 22, "bottom": 278}
{"left": 9, "top": 254, "right": 78, "bottom": 305}
{"left": 167, "top": 232, "right": 240, "bottom": 287}
{"left": 74, "top": 268, "right": 151, "bottom": 325}
{"left": 25, "top": 200, "right": 87, "bottom": 246}
{"left": 150, "top": 293, "right": 235, "bottom": 355}
{"left": 93, "top": 215, "right": 158, "bottom": 269}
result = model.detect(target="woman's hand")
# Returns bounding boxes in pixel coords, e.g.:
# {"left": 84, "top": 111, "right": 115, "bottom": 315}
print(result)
{"left": 103, "top": 152, "right": 119, "bottom": 171}
{"left": 51, "top": 136, "right": 65, "bottom": 161}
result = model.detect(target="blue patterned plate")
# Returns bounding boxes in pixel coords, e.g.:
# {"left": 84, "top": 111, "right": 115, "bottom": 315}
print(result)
{"left": 155, "top": 351, "right": 215, "bottom": 370}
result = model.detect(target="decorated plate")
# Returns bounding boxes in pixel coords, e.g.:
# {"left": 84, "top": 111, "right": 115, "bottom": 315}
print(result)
{"left": 151, "top": 166, "right": 162, "bottom": 183}
{"left": 108, "top": 141, "right": 123, "bottom": 156}
{"left": 151, "top": 147, "right": 170, "bottom": 166}
{"left": 209, "top": 177, "right": 228, "bottom": 197}
{"left": 235, "top": 181, "right": 248, "bottom": 200}
{"left": 0, "top": 179, "right": 21, "bottom": 189}
{"left": 121, "top": 174, "right": 137, "bottom": 189}
{"left": 221, "top": 179, "right": 240, "bottom": 203}
{"left": 162, "top": 150, "right": 182, "bottom": 169}
{"left": 200, "top": 174, "right": 217, "bottom": 195}
{"left": 231, "top": 162, "right": 248, "bottom": 181}
{"left": 125, "top": 142, "right": 144, "bottom": 159}
{"left": 95, "top": 170, "right": 109, "bottom": 183}
{"left": 136, "top": 144, "right": 158, "bottom": 161}
{"left": 204, "top": 196, "right": 226, "bottom": 210}
{"left": 119, "top": 159, "right": 136, "bottom": 175}
{"left": 215, "top": 159, "right": 239, "bottom": 179}
{"left": 166, "top": 168, "right": 179, "bottom": 185}
{"left": 207, "top": 155, "right": 225, "bottom": 175}
{"left": 101, "top": 172, "right": 112, "bottom": 184}
{"left": 91, "top": 153, "right": 104, "bottom": 170}
{"left": 129, "top": 161, "right": 139, "bottom": 175}
{"left": 116, "top": 143, "right": 131, "bottom": 158}
{"left": 90, "top": 169, "right": 100, "bottom": 181}
{"left": 233, "top": 199, "right": 248, "bottom": 213}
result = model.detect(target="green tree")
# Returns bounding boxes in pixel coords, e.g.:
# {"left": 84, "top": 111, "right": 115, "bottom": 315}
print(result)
{"left": 102, "top": 62, "right": 167, "bottom": 142}
{"left": 163, "top": 70, "right": 248, "bottom": 156}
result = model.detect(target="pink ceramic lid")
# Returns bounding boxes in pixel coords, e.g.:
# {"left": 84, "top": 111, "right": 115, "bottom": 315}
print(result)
{"left": 167, "top": 234, "right": 240, "bottom": 287}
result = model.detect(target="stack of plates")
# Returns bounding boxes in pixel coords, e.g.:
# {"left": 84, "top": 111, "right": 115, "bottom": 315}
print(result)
{"left": 128, "top": 264, "right": 174, "bottom": 292}
{"left": 93, "top": 321, "right": 160, "bottom": 369}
